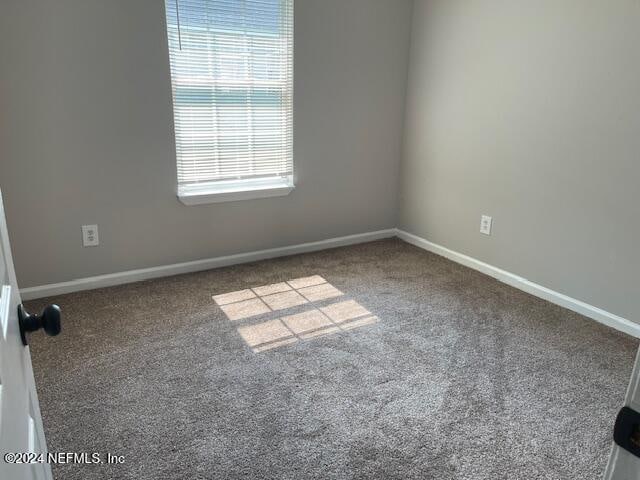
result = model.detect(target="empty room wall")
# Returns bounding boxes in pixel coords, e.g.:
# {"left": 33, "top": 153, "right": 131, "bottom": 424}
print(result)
{"left": 0, "top": 0, "right": 412, "bottom": 288}
{"left": 400, "top": 0, "right": 640, "bottom": 322}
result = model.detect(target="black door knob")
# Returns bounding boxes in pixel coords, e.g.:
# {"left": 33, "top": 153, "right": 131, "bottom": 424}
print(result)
{"left": 18, "top": 304, "right": 61, "bottom": 346}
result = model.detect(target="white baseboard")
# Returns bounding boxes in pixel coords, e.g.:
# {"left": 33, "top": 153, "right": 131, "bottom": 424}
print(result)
{"left": 20, "top": 229, "right": 396, "bottom": 300}
{"left": 21, "top": 226, "right": 640, "bottom": 339}
{"left": 395, "top": 229, "right": 640, "bottom": 339}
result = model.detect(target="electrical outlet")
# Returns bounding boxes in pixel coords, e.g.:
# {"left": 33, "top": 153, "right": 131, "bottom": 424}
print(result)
{"left": 82, "top": 224, "right": 99, "bottom": 247}
{"left": 480, "top": 215, "right": 492, "bottom": 236}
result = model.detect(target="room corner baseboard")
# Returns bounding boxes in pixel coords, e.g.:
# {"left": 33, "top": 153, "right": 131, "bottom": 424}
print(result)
{"left": 20, "top": 229, "right": 396, "bottom": 300}
{"left": 21, "top": 226, "right": 640, "bottom": 339}
{"left": 395, "top": 229, "right": 640, "bottom": 339}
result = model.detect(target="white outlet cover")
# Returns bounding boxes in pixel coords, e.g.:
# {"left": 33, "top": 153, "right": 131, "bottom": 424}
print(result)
{"left": 480, "top": 215, "right": 492, "bottom": 235}
{"left": 82, "top": 224, "right": 99, "bottom": 247}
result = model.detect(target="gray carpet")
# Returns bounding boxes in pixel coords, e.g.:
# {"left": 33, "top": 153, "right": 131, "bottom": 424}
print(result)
{"left": 27, "top": 239, "right": 638, "bottom": 480}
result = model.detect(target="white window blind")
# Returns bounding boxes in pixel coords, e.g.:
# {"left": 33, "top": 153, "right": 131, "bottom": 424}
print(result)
{"left": 165, "top": 0, "right": 294, "bottom": 200}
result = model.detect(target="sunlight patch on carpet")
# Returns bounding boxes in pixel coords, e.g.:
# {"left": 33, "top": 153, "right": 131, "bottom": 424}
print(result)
{"left": 214, "top": 276, "right": 379, "bottom": 352}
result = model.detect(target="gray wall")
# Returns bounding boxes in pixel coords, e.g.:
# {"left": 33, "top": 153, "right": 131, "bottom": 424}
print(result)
{"left": 0, "top": 0, "right": 413, "bottom": 288}
{"left": 400, "top": 0, "right": 640, "bottom": 321}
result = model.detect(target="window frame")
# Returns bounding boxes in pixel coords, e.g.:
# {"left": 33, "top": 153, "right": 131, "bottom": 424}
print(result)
{"left": 164, "top": 0, "right": 295, "bottom": 205}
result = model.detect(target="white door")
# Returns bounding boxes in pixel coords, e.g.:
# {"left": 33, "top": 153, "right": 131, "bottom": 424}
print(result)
{"left": 605, "top": 346, "right": 640, "bottom": 479}
{"left": 0, "top": 190, "right": 52, "bottom": 480}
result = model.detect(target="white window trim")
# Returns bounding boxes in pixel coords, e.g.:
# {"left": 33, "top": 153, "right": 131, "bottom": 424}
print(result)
{"left": 165, "top": 0, "right": 294, "bottom": 206}
{"left": 177, "top": 176, "right": 294, "bottom": 206}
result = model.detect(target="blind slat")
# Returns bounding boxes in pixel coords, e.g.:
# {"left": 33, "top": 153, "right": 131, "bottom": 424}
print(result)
{"left": 165, "top": 0, "right": 294, "bottom": 187}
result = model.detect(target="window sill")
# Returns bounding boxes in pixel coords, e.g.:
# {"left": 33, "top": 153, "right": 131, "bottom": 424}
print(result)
{"left": 177, "top": 178, "right": 294, "bottom": 206}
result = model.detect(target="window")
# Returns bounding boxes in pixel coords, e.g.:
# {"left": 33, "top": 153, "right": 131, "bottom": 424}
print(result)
{"left": 165, "top": 0, "right": 294, "bottom": 205}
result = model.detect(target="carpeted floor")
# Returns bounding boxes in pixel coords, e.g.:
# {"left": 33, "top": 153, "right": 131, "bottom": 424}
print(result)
{"left": 27, "top": 239, "right": 638, "bottom": 480}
